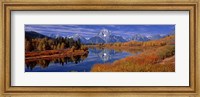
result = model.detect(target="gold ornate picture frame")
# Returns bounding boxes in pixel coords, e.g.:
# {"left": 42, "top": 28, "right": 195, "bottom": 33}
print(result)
{"left": 0, "top": 0, "right": 199, "bottom": 97}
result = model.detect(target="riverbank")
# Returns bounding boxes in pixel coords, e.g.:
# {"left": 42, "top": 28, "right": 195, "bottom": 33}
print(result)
{"left": 91, "top": 45, "right": 175, "bottom": 72}
{"left": 25, "top": 49, "right": 89, "bottom": 60}
{"left": 86, "top": 42, "right": 163, "bottom": 56}
{"left": 86, "top": 45, "right": 147, "bottom": 54}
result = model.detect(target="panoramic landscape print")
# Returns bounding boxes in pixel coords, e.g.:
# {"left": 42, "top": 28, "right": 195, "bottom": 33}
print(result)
{"left": 25, "top": 25, "right": 175, "bottom": 72}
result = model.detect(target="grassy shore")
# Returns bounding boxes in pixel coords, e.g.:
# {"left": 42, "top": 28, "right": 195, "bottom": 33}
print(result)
{"left": 91, "top": 45, "right": 175, "bottom": 72}
{"left": 25, "top": 48, "right": 89, "bottom": 60}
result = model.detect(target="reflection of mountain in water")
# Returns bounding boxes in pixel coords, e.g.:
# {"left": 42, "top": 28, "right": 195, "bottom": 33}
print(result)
{"left": 89, "top": 48, "right": 121, "bottom": 62}
{"left": 25, "top": 48, "right": 136, "bottom": 72}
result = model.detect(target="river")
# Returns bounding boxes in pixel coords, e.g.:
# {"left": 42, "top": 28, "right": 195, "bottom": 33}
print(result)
{"left": 25, "top": 48, "right": 139, "bottom": 72}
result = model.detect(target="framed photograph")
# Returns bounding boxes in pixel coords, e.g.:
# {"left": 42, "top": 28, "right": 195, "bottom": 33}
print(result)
{"left": 0, "top": 0, "right": 199, "bottom": 96}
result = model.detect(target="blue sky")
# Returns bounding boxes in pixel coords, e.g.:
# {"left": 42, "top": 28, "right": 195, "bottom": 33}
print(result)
{"left": 25, "top": 25, "right": 175, "bottom": 39}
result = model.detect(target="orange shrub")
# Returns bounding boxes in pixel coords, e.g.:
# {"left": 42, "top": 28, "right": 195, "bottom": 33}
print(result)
{"left": 91, "top": 45, "right": 175, "bottom": 72}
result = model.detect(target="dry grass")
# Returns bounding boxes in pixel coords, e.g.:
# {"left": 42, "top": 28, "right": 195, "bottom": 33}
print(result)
{"left": 25, "top": 50, "right": 61, "bottom": 57}
{"left": 91, "top": 45, "right": 175, "bottom": 72}
{"left": 25, "top": 49, "right": 89, "bottom": 60}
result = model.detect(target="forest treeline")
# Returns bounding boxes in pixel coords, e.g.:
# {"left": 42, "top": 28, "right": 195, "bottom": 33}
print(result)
{"left": 104, "top": 35, "right": 175, "bottom": 47}
{"left": 25, "top": 37, "right": 86, "bottom": 52}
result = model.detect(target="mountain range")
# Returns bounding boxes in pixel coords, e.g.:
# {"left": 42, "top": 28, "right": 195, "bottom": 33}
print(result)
{"left": 72, "top": 34, "right": 88, "bottom": 43}
{"left": 132, "top": 34, "right": 150, "bottom": 41}
{"left": 25, "top": 29, "right": 173, "bottom": 43}
{"left": 88, "top": 29, "right": 127, "bottom": 44}
{"left": 148, "top": 34, "right": 163, "bottom": 40}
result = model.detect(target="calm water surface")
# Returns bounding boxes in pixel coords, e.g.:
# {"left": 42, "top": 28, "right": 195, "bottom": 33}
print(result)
{"left": 25, "top": 48, "right": 139, "bottom": 72}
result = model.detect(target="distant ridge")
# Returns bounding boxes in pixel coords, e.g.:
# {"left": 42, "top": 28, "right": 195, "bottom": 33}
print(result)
{"left": 25, "top": 31, "right": 51, "bottom": 39}
{"left": 148, "top": 34, "right": 163, "bottom": 40}
{"left": 88, "top": 36, "right": 105, "bottom": 44}
{"left": 132, "top": 34, "right": 150, "bottom": 41}
{"left": 72, "top": 34, "right": 88, "bottom": 44}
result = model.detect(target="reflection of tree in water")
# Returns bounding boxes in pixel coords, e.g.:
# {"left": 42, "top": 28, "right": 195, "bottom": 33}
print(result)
{"left": 25, "top": 61, "right": 37, "bottom": 71}
{"left": 25, "top": 53, "right": 88, "bottom": 70}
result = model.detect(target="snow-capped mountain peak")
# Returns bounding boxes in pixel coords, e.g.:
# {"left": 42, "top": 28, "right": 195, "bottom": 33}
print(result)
{"left": 88, "top": 29, "right": 126, "bottom": 43}
{"left": 148, "top": 34, "right": 162, "bottom": 40}
{"left": 132, "top": 34, "right": 150, "bottom": 41}
{"left": 55, "top": 33, "right": 61, "bottom": 38}
{"left": 98, "top": 28, "right": 111, "bottom": 38}
{"left": 73, "top": 33, "right": 81, "bottom": 39}
{"left": 72, "top": 33, "right": 88, "bottom": 43}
